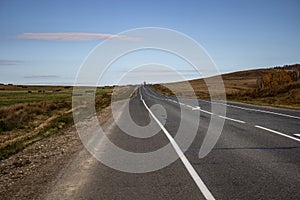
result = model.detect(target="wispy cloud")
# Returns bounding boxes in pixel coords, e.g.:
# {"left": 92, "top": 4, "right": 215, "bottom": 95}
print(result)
{"left": 24, "top": 75, "right": 60, "bottom": 79}
{"left": 16, "top": 32, "right": 142, "bottom": 41}
{"left": 0, "top": 60, "right": 23, "bottom": 66}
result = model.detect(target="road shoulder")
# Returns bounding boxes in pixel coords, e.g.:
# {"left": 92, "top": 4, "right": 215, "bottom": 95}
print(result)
{"left": 0, "top": 105, "right": 113, "bottom": 200}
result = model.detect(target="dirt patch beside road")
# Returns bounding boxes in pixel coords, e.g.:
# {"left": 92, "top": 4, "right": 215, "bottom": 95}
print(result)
{"left": 0, "top": 105, "right": 112, "bottom": 200}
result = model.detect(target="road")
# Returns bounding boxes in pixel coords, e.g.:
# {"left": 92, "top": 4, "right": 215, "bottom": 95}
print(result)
{"left": 46, "top": 85, "right": 300, "bottom": 200}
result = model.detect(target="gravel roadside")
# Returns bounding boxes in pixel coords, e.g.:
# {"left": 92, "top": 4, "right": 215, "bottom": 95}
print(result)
{"left": 0, "top": 106, "right": 112, "bottom": 200}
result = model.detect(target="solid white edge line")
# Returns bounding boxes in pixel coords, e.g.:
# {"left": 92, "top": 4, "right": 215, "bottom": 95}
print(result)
{"left": 218, "top": 115, "right": 245, "bottom": 124}
{"left": 229, "top": 105, "right": 300, "bottom": 120}
{"left": 140, "top": 92, "right": 215, "bottom": 200}
{"left": 198, "top": 99, "right": 300, "bottom": 120}
{"left": 255, "top": 125, "right": 300, "bottom": 142}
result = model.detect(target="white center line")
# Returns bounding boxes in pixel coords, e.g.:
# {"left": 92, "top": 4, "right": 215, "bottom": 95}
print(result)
{"left": 185, "top": 105, "right": 194, "bottom": 109}
{"left": 145, "top": 87, "right": 300, "bottom": 120}
{"left": 192, "top": 107, "right": 213, "bottom": 115}
{"left": 200, "top": 109, "right": 213, "bottom": 115}
{"left": 255, "top": 125, "right": 300, "bottom": 142}
{"left": 140, "top": 91, "right": 215, "bottom": 200}
{"left": 144, "top": 87, "right": 246, "bottom": 124}
{"left": 294, "top": 134, "right": 300, "bottom": 138}
{"left": 218, "top": 115, "right": 245, "bottom": 124}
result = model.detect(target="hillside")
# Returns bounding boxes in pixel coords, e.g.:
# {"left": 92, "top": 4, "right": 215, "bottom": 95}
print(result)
{"left": 152, "top": 64, "right": 300, "bottom": 109}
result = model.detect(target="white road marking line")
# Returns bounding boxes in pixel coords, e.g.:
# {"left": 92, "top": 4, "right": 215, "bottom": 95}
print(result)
{"left": 145, "top": 87, "right": 300, "bottom": 120}
{"left": 218, "top": 115, "right": 245, "bottom": 124}
{"left": 200, "top": 109, "right": 213, "bottom": 115}
{"left": 294, "top": 134, "right": 300, "bottom": 138}
{"left": 186, "top": 105, "right": 194, "bottom": 109}
{"left": 145, "top": 89, "right": 247, "bottom": 126}
{"left": 255, "top": 125, "right": 300, "bottom": 142}
{"left": 198, "top": 99, "right": 300, "bottom": 120}
{"left": 191, "top": 107, "right": 213, "bottom": 115}
{"left": 228, "top": 105, "right": 300, "bottom": 120}
{"left": 144, "top": 87, "right": 245, "bottom": 124}
{"left": 193, "top": 106, "right": 244, "bottom": 123}
{"left": 140, "top": 93, "right": 215, "bottom": 200}
{"left": 192, "top": 106, "right": 201, "bottom": 111}
{"left": 164, "top": 98, "right": 197, "bottom": 110}
{"left": 179, "top": 103, "right": 195, "bottom": 110}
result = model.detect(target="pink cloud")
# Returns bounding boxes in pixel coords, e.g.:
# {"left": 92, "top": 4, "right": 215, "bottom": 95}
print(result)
{"left": 16, "top": 32, "right": 142, "bottom": 41}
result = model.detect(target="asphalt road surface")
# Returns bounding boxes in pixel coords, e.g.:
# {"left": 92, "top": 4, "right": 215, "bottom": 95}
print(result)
{"left": 46, "top": 86, "right": 300, "bottom": 200}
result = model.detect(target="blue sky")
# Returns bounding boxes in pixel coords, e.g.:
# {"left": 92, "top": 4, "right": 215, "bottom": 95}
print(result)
{"left": 0, "top": 0, "right": 299, "bottom": 85}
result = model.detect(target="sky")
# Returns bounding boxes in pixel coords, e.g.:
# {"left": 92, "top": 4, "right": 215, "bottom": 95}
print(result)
{"left": 0, "top": 0, "right": 299, "bottom": 85}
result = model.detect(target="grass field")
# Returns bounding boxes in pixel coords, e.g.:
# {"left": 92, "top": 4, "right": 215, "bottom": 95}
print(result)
{"left": 0, "top": 84, "right": 115, "bottom": 160}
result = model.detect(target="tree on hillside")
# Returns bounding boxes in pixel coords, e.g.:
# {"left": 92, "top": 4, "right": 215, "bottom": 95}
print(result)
{"left": 259, "top": 70, "right": 292, "bottom": 89}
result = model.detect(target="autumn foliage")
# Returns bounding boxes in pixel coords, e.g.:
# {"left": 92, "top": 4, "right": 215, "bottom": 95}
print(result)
{"left": 258, "top": 64, "right": 300, "bottom": 89}
{"left": 259, "top": 70, "right": 292, "bottom": 89}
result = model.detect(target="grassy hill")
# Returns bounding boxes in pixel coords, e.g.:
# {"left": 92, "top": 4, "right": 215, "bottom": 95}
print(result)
{"left": 151, "top": 64, "right": 300, "bottom": 109}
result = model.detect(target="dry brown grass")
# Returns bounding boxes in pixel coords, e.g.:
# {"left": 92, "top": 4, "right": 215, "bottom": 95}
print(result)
{"left": 153, "top": 69, "right": 270, "bottom": 98}
{"left": 151, "top": 67, "right": 300, "bottom": 109}
{"left": 0, "top": 101, "right": 70, "bottom": 133}
{"left": 0, "top": 85, "right": 113, "bottom": 160}
{"left": 231, "top": 81, "right": 300, "bottom": 108}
